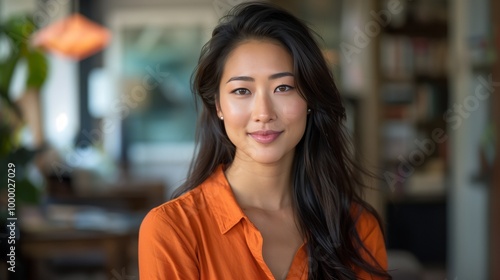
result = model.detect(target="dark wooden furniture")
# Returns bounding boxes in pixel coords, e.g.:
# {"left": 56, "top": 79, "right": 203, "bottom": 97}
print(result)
{"left": 20, "top": 178, "right": 165, "bottom": 280}
{"left": 22, "top": 229, "right": 134, "bottom": 279}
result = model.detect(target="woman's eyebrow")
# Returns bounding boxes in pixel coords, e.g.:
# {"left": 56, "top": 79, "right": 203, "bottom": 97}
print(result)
{"left": 226, "top": 72, "right": 294, "bottom": 83}
{"left": 269, "top": 72, "right": 294, "bottom": 80}
{"left": 226, "top": 76, "right": 254, "bottom": 83}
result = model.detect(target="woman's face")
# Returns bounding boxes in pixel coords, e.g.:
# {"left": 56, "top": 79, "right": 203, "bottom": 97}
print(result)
{"left": 217, "top": 39, "right": 308, "bottom": 165}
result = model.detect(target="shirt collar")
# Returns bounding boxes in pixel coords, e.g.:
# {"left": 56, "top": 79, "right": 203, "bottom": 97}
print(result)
{"left": 201, "top": 165, "right": 246, "bottom": 235}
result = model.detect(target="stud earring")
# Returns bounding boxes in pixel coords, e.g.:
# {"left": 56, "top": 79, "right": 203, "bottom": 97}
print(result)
{"left": 307, "top": 108, "right": 311, "bottom": 114}
{"left": 220, "top": 116, "right": 224, "bottom": 120}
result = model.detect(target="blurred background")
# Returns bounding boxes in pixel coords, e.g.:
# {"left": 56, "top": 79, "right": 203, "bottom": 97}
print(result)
{"left": 0, "top": 0, "right": 498, "bottom": 279}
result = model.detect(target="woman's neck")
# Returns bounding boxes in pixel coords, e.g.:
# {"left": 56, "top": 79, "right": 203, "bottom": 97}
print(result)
{"left": 224, "top": 157, "right": 294, "bottom": 211}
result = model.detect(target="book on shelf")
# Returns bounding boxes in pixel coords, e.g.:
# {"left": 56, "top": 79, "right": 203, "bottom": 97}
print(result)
{"left": 380, "top": 36, "right": 448, "bottom": 80}
{"left": 414, "top": 83, "right": 448, "bottom": 122}
{"left": 382, "top": 120, "right": 417, "bottom": 161}
{"left": 381, "top": 82, "right": 415, "bottom": 104}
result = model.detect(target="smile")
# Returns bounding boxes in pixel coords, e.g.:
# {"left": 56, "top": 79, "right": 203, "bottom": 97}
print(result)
{"left": 248, "top": 130, "right": 282, "bottom": 144}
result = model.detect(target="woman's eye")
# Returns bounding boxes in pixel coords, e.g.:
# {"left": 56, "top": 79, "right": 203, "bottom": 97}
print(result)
{"left": 275, "top": 85, "right": 294, "bottom": 92}
{"left": 232, "top": 88, "right": 250, "bottom": 95}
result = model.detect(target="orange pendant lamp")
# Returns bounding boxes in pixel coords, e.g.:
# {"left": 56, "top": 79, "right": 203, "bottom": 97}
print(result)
{"left": 32, "top": 13, "right": 111, "bottom": 61}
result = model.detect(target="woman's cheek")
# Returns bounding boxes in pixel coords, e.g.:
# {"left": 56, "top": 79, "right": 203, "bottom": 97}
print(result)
{"left": 222, "top": 99, "right": 250, "bottom": 126}
{"left": 281, "top": 99, "right": 307, "bottom": 120}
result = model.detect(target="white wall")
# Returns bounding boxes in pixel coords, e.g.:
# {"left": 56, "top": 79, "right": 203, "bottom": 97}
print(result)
{"left": 1, "top": 0, "right": 36, "bottom": 18}
{"left": 448, "top": 0, "right": 489, "bottom": 279}
{"left": 38, "top": 1, "right": 80, "bottom": 152}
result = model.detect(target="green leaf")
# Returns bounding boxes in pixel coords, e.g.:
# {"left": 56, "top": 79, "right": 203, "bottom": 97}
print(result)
{"left": 3, "top": 15, "right": 35, "bottom": 50}
{"left": 15, "top": 178, "right": 41, "bottom": 204}
{"left": 0, "top": 122, "right": 16, "bottom": 156}
{"left": 26, "top": 50, "right": 49, "bottom": 88}
{"left": 0, "top": 54, "right": 21, "bottom": 100}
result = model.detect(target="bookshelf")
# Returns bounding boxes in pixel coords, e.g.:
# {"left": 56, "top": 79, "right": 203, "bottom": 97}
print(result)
{"left": 378, "top": 0, "right": 449, "bottom": 200}
{"left": 377, "top": 0, "right": 449, "bottom": 269}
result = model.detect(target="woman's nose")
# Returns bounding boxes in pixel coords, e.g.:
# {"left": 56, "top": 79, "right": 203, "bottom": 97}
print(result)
{"left": 252, "top": 91, "right": 276, "bottom": 123}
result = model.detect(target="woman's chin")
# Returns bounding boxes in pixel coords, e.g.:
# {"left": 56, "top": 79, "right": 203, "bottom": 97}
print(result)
{"left": 240, "top": 151, "right": 293, "bottom": 166}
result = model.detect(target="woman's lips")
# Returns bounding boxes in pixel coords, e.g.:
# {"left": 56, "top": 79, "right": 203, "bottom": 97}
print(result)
{"left": 248, "top": 130, "right": 282, "bottom": 144}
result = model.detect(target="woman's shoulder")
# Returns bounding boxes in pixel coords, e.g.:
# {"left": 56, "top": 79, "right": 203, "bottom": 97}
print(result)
{"left": 139, "top": 186, "right": 209, "bottom": 251}
{"left": 349, "top": 203, "right": 388, "bottom": 272}
{"left": 143, "top": 185, "right": 206, "bottom": 227}
{"left": 141, "top": 166, "right": 228, "bottom": 231}
{"left": 138, "top": 187, "right": 207, "bottom": 276}
{"left": 350, "top": 202, "right": 383, "bottom": 237}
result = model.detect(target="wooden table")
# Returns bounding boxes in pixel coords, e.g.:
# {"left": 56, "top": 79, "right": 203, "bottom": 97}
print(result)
{"left": 21, "top": 228, "right": 137, "bottom": 280}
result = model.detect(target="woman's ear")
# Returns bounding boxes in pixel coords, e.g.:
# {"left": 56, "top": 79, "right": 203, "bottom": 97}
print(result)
{"left": 215, "top": 99, "right": 223, "bottom": 120}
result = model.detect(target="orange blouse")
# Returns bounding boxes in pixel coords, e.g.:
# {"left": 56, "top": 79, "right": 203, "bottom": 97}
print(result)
{"left": 139, "top": 166, "right": 388, "bottom": 279}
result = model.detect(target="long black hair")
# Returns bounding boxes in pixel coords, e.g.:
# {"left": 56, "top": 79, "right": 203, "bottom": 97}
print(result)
{"left": 172, "top": 2, "right": 391, "bottom": 279}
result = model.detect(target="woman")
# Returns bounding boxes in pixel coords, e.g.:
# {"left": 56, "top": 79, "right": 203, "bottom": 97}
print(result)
{"left": 139, "top": 2, "right": 391, "bottom": 279}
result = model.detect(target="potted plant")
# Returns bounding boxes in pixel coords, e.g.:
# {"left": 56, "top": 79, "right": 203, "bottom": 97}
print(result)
{"left": 0, "top": 14, "right": 49, "bottom": 216}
